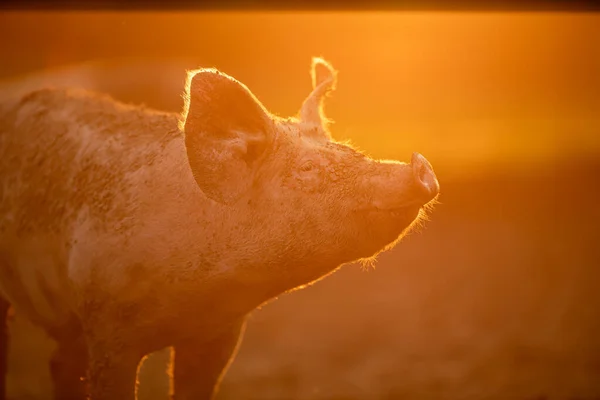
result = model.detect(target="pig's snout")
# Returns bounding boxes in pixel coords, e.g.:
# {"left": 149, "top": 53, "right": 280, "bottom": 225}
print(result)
{"left": 411, "top": 152, "right": 439, "bottom": 204}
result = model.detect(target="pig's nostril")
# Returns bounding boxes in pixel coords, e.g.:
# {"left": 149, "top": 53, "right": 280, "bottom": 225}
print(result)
{"left": 411, "top": 152, "right": 440, "bottom": 202}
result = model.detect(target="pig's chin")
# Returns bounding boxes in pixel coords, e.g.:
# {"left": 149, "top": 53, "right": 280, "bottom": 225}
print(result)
{"left": 370, "top": 204, "right": 422, "bottom": 227}
{"left": 352, "top": 204, "right": 423, "bottom": 256}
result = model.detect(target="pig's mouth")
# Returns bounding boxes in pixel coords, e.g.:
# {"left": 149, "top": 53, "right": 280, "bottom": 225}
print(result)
{"left": 368, "top": 152, "right": 439, "bottom": 223}
{"left": 355, "top": 152, "right": 438, "bottom": 229}
{"left": 371, "top": 203, "right": 422, "bottom": 222}
{"left": 388, "top": 205, "right": 421, "bottom": 218}
{"left": 388, "top": 152, "right": 439, "bottom": 216}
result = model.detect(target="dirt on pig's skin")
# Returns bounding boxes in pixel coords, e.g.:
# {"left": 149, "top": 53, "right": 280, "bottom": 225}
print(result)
{"left": 5, "top": 160, "right": 600, "bottom": 400}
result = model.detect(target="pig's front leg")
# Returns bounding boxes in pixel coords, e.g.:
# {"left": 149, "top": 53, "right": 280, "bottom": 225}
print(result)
{"left": 49, "top": 328, "right": 88, "bottom": 400}
{"left": 83, "top": 318, "right": 144, "bottom": 400}
{"left": 171, "top": 318, "right": 247, "bottom": 400}
{"left": 85, "top": 339, "right": 142, "bottom": 400}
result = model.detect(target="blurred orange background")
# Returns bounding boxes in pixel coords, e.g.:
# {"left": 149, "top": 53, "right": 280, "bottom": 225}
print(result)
{"left": 1, "top": 11, "right": 599, "bottom": 400}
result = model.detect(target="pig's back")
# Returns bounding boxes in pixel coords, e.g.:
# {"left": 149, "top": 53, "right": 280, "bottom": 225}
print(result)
{"left": 0, "top": 88, "right": 181, "bottom": 328}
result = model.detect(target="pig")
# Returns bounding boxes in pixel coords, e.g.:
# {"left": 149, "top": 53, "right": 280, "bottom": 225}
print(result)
{"left": 0, "top": 58, "right": 439, "bottom": 400}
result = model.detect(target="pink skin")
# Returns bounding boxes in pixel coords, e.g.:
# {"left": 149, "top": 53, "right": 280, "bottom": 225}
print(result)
{"left": 0, "top": 57, "right": 439, "bottom": 400}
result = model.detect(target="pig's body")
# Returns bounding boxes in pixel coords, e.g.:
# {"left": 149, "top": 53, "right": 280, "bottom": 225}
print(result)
{"left": 1, "top": 89, "right": 225, "bottom": 336}
{"left": 0, "top": 59, "right": 439, "bottom": 400}
{"left": 0, "top": 86, "right": 338, "bottom": 346}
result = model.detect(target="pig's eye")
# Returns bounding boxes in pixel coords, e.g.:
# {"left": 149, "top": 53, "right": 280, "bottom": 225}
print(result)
{"left": 300, "top": 160, "right": 315, "bottom": 172}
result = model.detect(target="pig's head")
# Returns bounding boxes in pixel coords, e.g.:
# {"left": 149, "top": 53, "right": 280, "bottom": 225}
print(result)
{"left": 181, "top": 58, "right": 439, "bottom": 275}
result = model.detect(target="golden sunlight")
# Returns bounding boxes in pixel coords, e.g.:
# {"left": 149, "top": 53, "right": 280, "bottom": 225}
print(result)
{"left": 1, "top": 10, "right": 599, "bottom": 400}
{"left": 0, "top": 11, "right": 598, "bottom": 181}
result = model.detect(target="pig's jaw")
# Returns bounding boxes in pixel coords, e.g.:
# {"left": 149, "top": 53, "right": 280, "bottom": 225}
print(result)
{"left": 336, "top": 204, "right": 424, "bottom": 260}
{"left": 216, "top": 206, "right": 426, "bottom": 312}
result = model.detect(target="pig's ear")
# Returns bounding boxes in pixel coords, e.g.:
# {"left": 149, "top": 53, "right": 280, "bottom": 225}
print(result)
{"left": 300, "top": 57, "right": 337, "bottom": 127}
{"left": 181, "top": 68, "right": 273, "bottom": 205}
